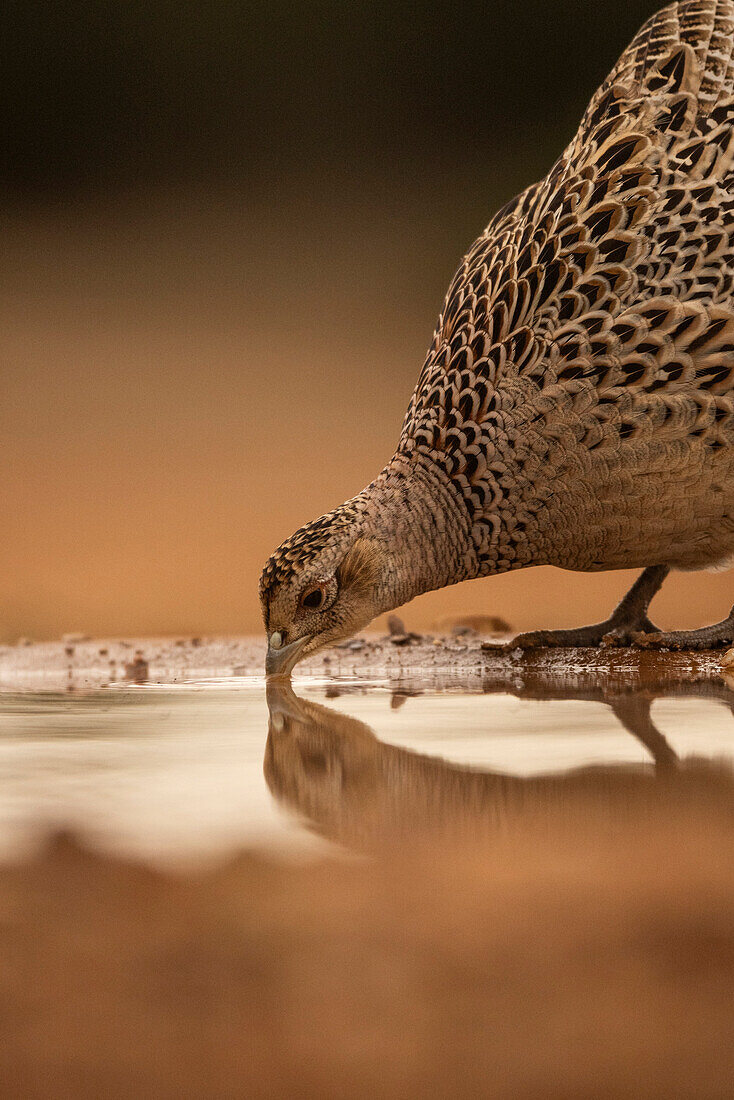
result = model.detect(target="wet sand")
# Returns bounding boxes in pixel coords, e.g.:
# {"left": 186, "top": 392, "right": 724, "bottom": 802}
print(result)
{"left": 0, "top": 631, "right": 729, "bottom": 692}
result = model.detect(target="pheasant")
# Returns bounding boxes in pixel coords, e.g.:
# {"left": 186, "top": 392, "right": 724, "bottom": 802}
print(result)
{"left": 261, "top": 0, "right": 734, "bottom": 676}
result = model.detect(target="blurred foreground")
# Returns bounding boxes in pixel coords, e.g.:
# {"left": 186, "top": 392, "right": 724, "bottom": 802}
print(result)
{"left": 2, "top": 809, "right": 733, "bottom": 1098}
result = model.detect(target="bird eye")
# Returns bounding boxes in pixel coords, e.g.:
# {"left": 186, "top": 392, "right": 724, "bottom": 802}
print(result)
{"left": 300, "top": 586, "right": 325, "bottom": 611}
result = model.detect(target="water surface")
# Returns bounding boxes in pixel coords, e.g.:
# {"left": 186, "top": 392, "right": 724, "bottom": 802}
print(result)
{"left": 1, "top": 668, "right": 733, "bottom": 865}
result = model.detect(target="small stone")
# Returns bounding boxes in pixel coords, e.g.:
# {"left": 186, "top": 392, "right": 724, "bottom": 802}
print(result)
{"left": 17, "top": 637, "right": 33, "bottom": 647}
{"left": 347, "top": 639, "right": 364, "bottom": 651}
{"left": 191, "top": 637, "right": 202, "bottom": 647}
{"left": 435, "top": 614, "right": 512, "bottom": 636}
{"left": 98, "top": 648, "right": 108, "bottom": 657}
{"left": 124, "top": 651, "right": 149, "bottom": 684}
{"left": 387, "top": 614, "right": 406, "bottom": 636}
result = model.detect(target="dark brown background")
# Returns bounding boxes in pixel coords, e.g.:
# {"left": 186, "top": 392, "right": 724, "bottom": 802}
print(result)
{"left": 3, "top": 0, "right": 731, "bottom": 640}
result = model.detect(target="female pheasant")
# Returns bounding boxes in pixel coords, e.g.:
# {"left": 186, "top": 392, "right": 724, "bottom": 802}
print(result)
{"left": 261, "top": 0, "right": 734, "bottom": 676}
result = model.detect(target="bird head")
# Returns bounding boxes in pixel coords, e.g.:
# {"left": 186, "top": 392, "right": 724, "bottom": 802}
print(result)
{"left": 259, "top": 512, "right": 385, "bottom": 678}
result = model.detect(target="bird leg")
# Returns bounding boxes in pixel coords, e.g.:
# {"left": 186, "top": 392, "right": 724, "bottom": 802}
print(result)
{"left": 632, "top": 606, "right": 734, "bottom": 650}
{"left": 508, "top": 564, "right": 670, "bottom": 649}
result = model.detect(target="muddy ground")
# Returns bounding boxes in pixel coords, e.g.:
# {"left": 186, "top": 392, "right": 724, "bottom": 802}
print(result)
{"left": 0, "top": 629, "right": 730, "bottom": 692}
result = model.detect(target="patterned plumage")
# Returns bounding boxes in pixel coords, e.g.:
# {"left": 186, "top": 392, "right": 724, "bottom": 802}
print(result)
{"left": 261, "top": 1, "right": 734, "bottom": 673}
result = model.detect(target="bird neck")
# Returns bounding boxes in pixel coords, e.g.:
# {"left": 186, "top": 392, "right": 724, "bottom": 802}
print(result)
{"left": 357, "top": 453, "right": 476, "bottom": 612}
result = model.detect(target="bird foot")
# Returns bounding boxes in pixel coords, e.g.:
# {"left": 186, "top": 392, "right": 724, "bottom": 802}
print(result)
{"left": 506, "top": 616, "right": 659, "bottom": 651}
{"left": 630, "top": 606, "right": 734, "bottom": 650}
{"left": 489, "top": 566, "right": 669, "bottom": 652}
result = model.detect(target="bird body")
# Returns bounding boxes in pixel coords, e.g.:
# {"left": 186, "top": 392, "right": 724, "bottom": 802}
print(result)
{"left": 261, "top": 1, "right": 734, "bottom": 672}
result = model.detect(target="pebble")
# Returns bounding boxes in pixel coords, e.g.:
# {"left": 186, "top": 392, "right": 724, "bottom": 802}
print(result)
{"left": 387, "top": 615, "right": 406, "bottom": 636}
{"left": 124, "top": 652, "right": 149, "bottom": 684}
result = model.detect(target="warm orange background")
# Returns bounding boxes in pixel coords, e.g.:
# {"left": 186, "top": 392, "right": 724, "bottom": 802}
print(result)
{"left": 3, "top": 177, "right": 733, "bottom": 643}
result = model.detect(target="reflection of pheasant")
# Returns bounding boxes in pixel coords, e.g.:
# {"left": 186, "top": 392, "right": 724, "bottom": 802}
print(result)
{"left": 261, "top": 2, "right": 734, "bottom": 676}
{"left": 264, "top": 681, "right": 734, "bottom": 852}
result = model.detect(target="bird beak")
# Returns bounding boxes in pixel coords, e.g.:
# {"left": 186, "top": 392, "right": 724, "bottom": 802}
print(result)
{"left": 265, "top": 634, "right": 311, "bottom": 679}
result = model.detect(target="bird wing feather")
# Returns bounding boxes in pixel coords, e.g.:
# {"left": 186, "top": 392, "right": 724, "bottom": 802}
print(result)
{"left": 402, "top": 1, "right": 734, "bottom": 486}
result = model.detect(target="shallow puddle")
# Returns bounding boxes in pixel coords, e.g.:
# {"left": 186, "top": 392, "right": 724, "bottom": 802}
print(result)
{"left": 1, "top": 667, "right": 733, "bottom": 866}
